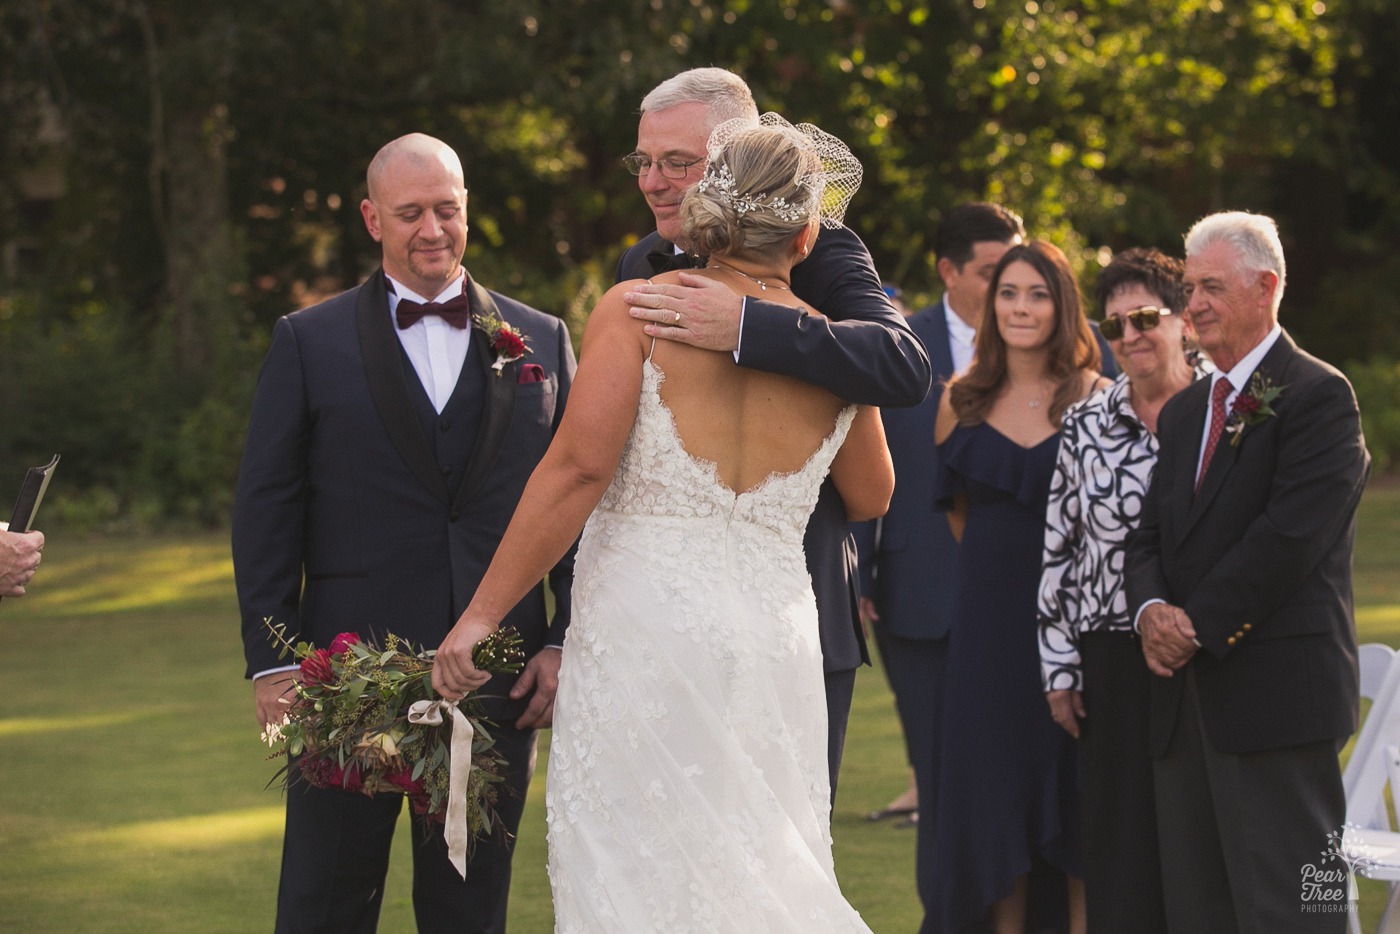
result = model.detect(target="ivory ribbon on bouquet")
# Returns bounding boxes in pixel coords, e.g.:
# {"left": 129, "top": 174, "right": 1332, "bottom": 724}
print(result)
{"left": 407, "top": 698, "right": 475, "bottom": 878}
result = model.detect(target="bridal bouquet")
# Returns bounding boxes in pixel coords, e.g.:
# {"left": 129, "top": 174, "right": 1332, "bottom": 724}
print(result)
{"left": 261, "top": 621, "right": 524, "bottom": 860}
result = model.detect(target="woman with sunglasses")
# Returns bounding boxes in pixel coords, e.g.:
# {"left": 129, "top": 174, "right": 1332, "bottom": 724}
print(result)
{"left": 926, "top": 240, "right": 1104, "bottom": 934}
{"left": 1036, "top": 247, "right": 1208, "bottom": 933}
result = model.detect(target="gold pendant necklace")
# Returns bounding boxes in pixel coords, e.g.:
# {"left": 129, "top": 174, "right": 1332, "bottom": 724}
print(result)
{"left": 706, "top": 262, "right": 791, "bottom": 292}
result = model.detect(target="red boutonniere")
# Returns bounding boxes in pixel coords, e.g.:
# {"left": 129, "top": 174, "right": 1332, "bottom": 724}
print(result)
{"left": 1225, "top": 371, "right": 1285, "bottom": 445}
{"left": 472, "top": 311, "right": 531, "bottom": 377}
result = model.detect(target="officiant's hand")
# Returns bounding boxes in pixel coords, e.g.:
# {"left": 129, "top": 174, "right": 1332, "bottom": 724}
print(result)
{"left": 0, "top": 528, "right": 44, "bottom": 597}
{"left": 626, "top": 273, "right": 743, "bottom": 352}
{"left": 510, "top": 647, "right": 560, "bottom": 729}
{"left": 254, "top": 671, "right": 299, "bottom": 729}
{"left": 433, "top": 617, "right": 496, "bottom": 701}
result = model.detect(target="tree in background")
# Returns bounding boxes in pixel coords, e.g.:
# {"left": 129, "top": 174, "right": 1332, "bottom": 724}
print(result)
{"left": 3, "top": 0, "right": 1398, "bottom": 524}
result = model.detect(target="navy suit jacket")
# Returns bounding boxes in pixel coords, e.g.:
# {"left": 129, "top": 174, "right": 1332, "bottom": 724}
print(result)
{"left": 1126, "top": 330, "right": 1368, "bottom": 755}
{"left": 233, "top": 270, "right": 577, "bottom": 722}
{"left": 616, "top": 225, "right": 932, "bottom": 672}
{"left": 853, "top": 299, "right": 961, "bottom": 641}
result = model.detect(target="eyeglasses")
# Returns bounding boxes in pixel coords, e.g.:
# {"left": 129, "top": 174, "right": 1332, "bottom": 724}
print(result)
{"left": 622, "top": 153, "right": 703, "bottom": 179}
{"left": 1098, "top": 305, "right": 1174, "bottom": 341}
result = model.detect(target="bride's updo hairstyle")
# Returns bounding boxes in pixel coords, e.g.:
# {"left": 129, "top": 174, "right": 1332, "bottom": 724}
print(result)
{"left": 681, "top": 113, "right": 862, "bottom": 260}
{"left": 682, "top": 126, "right": 819, "bottom": 259}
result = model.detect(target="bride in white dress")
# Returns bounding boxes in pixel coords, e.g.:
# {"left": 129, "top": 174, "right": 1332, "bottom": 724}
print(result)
{"left": 434, "top": 118, "right": 893, "bottom": 932}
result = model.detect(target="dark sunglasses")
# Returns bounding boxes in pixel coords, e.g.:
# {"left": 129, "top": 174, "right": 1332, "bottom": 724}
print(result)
{"left": 1099, "top": 305, "right": 1174, "bottom": 341}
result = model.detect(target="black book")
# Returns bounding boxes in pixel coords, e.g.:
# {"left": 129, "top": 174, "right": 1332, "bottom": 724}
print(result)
{"left": 8, "top": 454, "right": 59, "bottom": 533}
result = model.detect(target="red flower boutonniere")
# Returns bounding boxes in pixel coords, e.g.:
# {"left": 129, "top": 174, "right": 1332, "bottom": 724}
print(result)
{"left": 472, "top": 311, "right": 530, "bottom": 377}
{"left": 1225, "top": 371, "right": 1285, "bottom": 445}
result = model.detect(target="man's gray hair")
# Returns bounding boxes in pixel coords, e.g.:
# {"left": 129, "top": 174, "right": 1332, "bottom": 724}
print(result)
{"left": 640, "top": 67, "right": 760, "bottom": 129}
{"left": 1184, "top": 210, "right": 1287, "bottom": 313}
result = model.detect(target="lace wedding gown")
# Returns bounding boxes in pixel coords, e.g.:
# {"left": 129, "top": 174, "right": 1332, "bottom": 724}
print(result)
{"left": 546, "top": 359, "right": 872, "bottom": 933}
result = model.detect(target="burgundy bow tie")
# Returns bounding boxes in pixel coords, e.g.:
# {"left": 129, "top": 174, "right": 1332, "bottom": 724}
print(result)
{"left": 395, "top": 291, "right": 471, "bottom": 329}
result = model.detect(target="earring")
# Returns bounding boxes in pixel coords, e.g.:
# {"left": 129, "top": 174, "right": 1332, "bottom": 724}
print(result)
{"left": 801, "top": 245, "right": 810, "bottom": 256}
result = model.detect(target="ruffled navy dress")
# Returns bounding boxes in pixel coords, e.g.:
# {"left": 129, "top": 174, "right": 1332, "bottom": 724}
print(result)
{"left": 924, "top": 421, "right": 1083, "bottom": 933}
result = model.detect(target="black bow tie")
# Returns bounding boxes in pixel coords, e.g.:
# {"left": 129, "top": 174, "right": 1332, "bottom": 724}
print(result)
{"left": 395, "top": 291, "right": 471, "bottom": 329}
{"left": 646, "top": 246, "right": 705, "bottom": 274}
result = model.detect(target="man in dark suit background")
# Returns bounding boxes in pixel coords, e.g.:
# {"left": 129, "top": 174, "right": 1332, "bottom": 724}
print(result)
{"left": 1126, "top": 210, "right": 1369, "bottom": 933}
{"left": 233, "top": 133, "right": 576, "bottom": 934}
{"left": 613, "top": 67, "right": 933, "bottom": 797}
{"left": 851, "top": 201, "right": 1024, "bottom": 905}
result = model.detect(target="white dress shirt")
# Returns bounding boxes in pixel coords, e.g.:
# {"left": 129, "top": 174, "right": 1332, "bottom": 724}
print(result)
{"left": 387, "top": 271, "right": 472, "bottom": 413}
{"left": 943, "top": 298, "right": 977, "bottom": 374}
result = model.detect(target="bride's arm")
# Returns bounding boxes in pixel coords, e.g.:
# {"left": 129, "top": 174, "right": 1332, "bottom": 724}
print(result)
{"left": 829, "top": 406, "right": 894, "bottom": 522}
{"left": 433, "top": 285, "right": 648, "bottom": 699}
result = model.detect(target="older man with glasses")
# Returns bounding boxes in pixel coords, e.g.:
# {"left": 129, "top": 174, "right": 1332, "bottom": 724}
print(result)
{"left": 1126, "top": 212, "right": 1369, "bottom": 934}
{"left": 614, "top": 67, "right": 931, "bottom": 798}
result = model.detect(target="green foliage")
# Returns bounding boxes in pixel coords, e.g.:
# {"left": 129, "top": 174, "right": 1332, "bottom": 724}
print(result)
{"left": 0, "top": 291, "right": 260, "bottom": 528}
{"left": 6, "top": 0, "right": 1400, "bottom": 521}
{"left": 1349, "top": 358, "right": 1400, "bottom": 474}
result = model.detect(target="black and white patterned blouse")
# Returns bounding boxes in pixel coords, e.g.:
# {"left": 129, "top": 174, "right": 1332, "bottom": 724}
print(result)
{"left": 1037, "top": 367, "right": 1209, "bottom": 692}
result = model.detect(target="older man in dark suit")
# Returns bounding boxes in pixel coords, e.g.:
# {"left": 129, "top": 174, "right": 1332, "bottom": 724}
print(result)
{"left": 1126, "top": 210, "right": 1369, "bottom": 934}
{"left": 234, "top": 133, "right": 576, "bottom": 934}
{"left": 615, "top": 67, "right": 932, "bottom": 796}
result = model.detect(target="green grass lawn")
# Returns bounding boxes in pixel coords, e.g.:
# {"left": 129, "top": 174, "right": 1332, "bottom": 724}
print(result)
{"left": 2, "top": 479, "right": 1399, "bottom": 932}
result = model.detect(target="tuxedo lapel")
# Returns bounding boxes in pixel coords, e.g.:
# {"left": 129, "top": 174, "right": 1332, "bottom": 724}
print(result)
{"left": 453, "top": 278, "right": 517, "bottom": 510}
{"left": 356, "top": 270, "right": 452, "bottom": 505}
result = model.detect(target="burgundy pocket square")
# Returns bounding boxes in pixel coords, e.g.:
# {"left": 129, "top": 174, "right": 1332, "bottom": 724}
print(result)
{"left": 518, "top": 363, "right": 546, "bottom": 384}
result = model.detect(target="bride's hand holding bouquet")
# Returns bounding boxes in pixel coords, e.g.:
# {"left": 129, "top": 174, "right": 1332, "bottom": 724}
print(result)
{"left": 433, "top": 616, "right": 500, "bottom": 700}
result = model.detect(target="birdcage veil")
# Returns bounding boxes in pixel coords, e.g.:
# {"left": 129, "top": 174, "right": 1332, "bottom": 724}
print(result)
{"left": 700, "top": 112, "right": 864, "bottom": 229}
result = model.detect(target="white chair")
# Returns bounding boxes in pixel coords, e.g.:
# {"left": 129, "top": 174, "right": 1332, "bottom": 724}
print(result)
{"left": 1346, "top": 745, "right": 1400, "bottom": 933}
{"left": 1346, "top": 649, "right": 1400, "bottom": 934}
{"left": 1362, "top": 644, "right": 1398, "bottom": 702}
{"left": 1346, "top": 646, "right": 1400, "bottom": 832}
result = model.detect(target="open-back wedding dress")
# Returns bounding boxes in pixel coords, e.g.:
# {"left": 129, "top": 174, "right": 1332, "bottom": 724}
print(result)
{"left": 545, "top": 357, "right": 873, "bottom": 933}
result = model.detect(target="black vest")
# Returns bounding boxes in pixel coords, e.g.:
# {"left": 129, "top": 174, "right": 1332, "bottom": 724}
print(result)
{"left": 400, "top": 342, "right": 486, "bottom": 495}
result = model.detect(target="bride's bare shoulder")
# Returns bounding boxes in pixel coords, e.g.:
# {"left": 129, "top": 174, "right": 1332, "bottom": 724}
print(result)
{"left": 580, "top": 281, "right": 650, "bottom": 349}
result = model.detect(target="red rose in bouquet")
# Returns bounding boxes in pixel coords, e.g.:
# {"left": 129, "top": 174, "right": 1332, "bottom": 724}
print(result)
{"left": 329, "top": 631, "right": 361, "bottom": 654}
{"left": 301, "top": 757, "right": 364, "bottom": 793}
{"left": 385, "top": 764, "right": 421, "bottom": 793}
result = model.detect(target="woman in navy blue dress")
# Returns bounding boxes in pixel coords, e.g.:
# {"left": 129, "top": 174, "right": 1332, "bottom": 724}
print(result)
{"left": 925, "top": 240, "right": 1106, "bottom": 934}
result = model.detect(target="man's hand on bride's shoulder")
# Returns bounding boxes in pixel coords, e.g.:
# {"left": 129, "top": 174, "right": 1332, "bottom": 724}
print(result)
{"left": 625, "top": 273, "right": 743, "bottom": 352}
{"left": 432, "top": 617, "right": 497, "bottom": 700}
{"left": 511, "top": 647, "right": 561, "bottom": 730}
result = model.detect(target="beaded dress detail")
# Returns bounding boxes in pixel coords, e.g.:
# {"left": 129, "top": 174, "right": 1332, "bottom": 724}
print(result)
{"left": 545, "top": 358, "right": 869, "bottom": 933}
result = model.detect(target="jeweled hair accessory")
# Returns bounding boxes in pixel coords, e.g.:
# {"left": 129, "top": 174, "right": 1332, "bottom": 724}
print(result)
{"left": 699, "top": 112, "right": 864, "bottom": 229}
{"left": 697, "top": 163, "right": 810, "bottom": 223}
